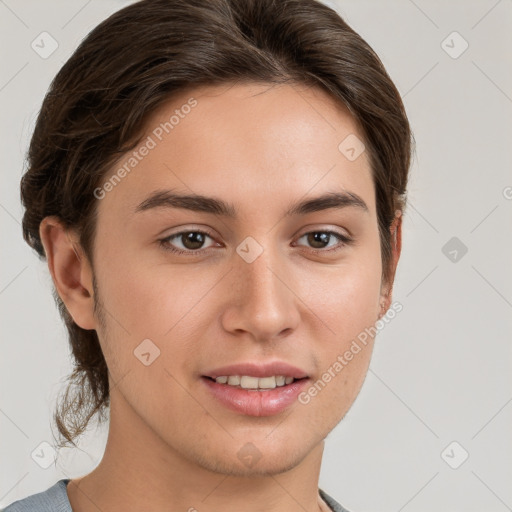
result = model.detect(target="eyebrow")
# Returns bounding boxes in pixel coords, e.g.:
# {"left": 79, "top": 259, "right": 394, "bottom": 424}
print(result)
{"left": 134, "top": 189, "right": 369, "bottom": 217}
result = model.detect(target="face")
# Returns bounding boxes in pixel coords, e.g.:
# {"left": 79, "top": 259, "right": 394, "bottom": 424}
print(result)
{"left": 85, "top": 82, "right": 393, "bottom": 476}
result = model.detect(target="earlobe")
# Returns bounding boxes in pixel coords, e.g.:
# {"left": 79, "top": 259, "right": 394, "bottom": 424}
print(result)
{"left": 39, "top": 216, "right": 97, "bottom": 330}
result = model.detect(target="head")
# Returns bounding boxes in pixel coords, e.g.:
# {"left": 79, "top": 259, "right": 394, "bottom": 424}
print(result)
{"left": 22, "top": 0, "right": 411, "bottom": 473}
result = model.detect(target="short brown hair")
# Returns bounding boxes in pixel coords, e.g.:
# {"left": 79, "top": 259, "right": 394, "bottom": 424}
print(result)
{"left": 21, "top": 0, "right": 412, "bottom": 448}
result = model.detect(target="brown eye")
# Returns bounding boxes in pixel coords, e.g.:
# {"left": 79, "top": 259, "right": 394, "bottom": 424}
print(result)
{"left": 180, "top": 232, "right": 207, "bottom": 250}
{"left": 296, "top": 230, "right": 351, "bottom": 252}
{"left": 307, "top": 232, "right": 331, "bottom": 249}
{"left": 299, "top": 230, "right": 353, "bottom": 254}
{"left": 160, "top": 230, "right": 216, "bottom": 254}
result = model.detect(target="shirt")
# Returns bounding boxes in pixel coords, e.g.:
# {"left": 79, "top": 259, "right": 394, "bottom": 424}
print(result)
{"left": 1, "top": 479, "right": 351, "bottom": 512}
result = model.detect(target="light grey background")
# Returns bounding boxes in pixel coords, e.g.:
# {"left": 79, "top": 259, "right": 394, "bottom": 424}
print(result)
{"left": 1, "top": 1, "right": 511, "bottom": 511}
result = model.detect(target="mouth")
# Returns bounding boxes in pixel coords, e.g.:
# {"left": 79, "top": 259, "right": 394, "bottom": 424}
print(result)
{"left": 200, "top": 374, "right": 310, "bottom": 417}
{"left": 200, "top": 361, "right": 311, "bottom": 416}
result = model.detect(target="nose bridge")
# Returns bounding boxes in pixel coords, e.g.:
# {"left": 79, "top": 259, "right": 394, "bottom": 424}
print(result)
{"left": 240, "top": 244, "right": 279, "bottom": 300}
{"left": 223, "top": 235, "right": 299, "bottom": 339}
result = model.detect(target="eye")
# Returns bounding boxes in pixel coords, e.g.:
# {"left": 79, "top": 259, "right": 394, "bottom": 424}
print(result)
{"left": 159, "top": 230, "right": 217, "bottom": 255}
{"left": 159, "top": 228, "right": 353, "bottom": 256}
{"left": 294, "top": 230, "right": 352, "bottom": 253}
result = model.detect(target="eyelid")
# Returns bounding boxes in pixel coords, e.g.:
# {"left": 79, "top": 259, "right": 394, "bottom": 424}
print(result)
{"left": 294, "top": 224, "right": 352, "bottom": 240}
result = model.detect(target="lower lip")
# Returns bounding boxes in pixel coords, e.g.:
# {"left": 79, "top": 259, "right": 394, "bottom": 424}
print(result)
{"left": 201, "top": 377, "right": 309, "bottom": 417}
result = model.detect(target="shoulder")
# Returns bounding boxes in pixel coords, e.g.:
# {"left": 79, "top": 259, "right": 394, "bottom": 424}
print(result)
{"left": 1, "top": 479, "right": 71, "bottom": 512}
{"left": 319, "top": 488, "right": 353, "bottom": 512}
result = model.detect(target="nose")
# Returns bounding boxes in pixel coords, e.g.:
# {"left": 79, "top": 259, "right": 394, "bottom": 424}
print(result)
{"left": 220, "top": 241, "right": 301, "bottom": 343}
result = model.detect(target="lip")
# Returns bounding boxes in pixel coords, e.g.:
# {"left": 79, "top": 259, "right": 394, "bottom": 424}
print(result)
{"left": 201, "top": 376, "right": 310, "bottom": 417}
{"left": 203, "top": 361, "right": 309, "bottom": 379}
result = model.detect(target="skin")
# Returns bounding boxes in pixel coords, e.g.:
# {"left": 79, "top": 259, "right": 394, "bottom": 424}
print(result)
{"left": 40, "top": 82, "right": 402, "bottom": 512}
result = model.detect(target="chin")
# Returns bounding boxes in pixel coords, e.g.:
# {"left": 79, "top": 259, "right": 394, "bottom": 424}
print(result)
{"left": 183, "top": 433, "right": 315, "bottom": 477}
{"left": 199, "top": 449, "right": 311, "bottom": 477}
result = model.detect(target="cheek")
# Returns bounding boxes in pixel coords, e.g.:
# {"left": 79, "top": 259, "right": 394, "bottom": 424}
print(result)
{"left": 95, "top": 253, "right": 222, "bottom": 381}
{"left": 293, "top": 250, "right": 382, "bottom": 412}
{"left": 297, "top": 252, "right": 382, "bottom": 339}
{"left": 94, "top": 229, "right": 209, "bottom": 336}
{"left": 312, "top": 269, "right": 379, "bottom": 377}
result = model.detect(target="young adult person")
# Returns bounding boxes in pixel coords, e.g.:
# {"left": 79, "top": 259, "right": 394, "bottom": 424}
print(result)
{"left": 3, "top": 0, "right": 411, "bottom": 511}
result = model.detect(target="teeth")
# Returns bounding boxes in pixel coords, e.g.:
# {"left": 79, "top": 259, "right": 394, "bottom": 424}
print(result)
{"left": 275, "top": 376, "right": 285, "bottom": 386}
{"left": 214, "top": 375, "right": 296, "bottom": 389}
{"left": 241, "top": 376, "right": 263, "bottom": 389}
{"left": 227, "top": 375, "right": 240, "bottom": 386}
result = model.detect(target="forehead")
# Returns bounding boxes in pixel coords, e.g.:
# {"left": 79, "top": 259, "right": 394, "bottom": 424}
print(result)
{"left": 97, "top": 81, "right": 375, "bottom": 221}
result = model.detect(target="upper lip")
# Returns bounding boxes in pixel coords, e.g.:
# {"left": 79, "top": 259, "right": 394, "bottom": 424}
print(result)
{"left": 203, "top": 361, "right": 309, "bottom": 379}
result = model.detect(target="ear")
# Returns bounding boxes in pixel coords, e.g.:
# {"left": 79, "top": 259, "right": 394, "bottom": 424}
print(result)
{"left": 378, "top": 210, "right": 402, "bottom": 319}
{"left": 39, "top": 216, "right": 96, "bottom": 330}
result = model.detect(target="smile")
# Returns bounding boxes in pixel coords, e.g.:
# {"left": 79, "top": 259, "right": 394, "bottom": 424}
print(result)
{"left": 201, "top": 376, "right": 310, "bottom": 416}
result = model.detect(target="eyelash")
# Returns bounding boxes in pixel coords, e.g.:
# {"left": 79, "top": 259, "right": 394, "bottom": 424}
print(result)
{"left": 158, "top": 229, "right": 353, "bottom": 256}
